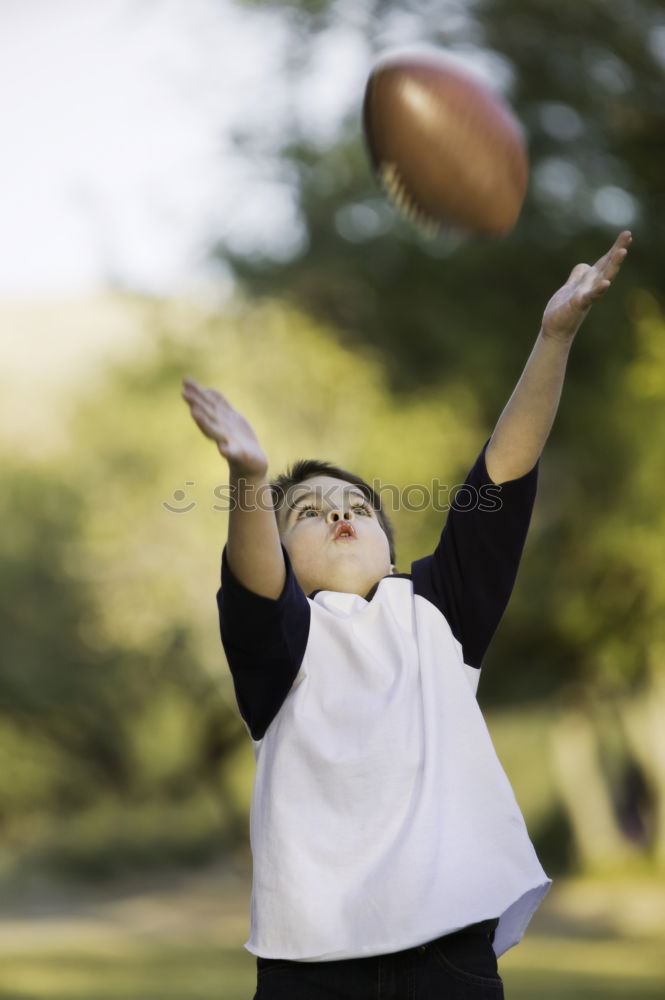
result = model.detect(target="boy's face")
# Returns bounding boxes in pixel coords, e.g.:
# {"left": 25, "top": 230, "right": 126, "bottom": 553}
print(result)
{"left": 278, "top": 475, "right": 394, "bottom": 598}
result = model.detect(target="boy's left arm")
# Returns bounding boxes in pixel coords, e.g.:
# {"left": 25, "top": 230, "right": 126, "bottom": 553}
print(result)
{"left": 485, "top": 230, "right": 632, "bottom": 485}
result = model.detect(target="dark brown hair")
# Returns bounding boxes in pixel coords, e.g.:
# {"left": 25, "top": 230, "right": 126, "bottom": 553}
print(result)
{"left": 271, "top": 459, "right": 396, "bottom": 564}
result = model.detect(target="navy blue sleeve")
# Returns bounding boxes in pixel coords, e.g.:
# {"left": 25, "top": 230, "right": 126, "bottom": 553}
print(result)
{"left": 411, "top": 439, "right": 538, "bottom": 669}
{"left": 216, "top": 546, "right": 310, "bottom": 740}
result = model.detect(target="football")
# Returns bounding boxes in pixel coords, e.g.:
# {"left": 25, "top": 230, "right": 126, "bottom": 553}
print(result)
{"left": 363, "top": 48, "right": 529, "bottom": 237}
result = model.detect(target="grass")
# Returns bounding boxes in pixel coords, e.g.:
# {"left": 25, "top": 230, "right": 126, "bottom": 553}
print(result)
{"left": 0, "top": 946, "right": 253, "bottom": 1000}
{"left": 1, "top": 867, "right": 664, "bottom": 1000}
{"left": 0, "top": 935, "right": 664, "bottom": 1000}
{"left": 501, "top": 934, "right": 665, "bottom": 999}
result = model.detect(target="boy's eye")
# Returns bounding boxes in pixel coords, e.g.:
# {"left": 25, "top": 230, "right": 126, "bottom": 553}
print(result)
{"left": 295, "top": 501, "right": 372, "bottom": 519}
{"left": 297, "top": 505, "right": 320, "bottom": 519}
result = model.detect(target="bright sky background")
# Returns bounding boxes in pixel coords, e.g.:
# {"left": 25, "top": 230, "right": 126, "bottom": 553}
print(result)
{"left": 0, "top": 0, "right": 377, "bottom": 300}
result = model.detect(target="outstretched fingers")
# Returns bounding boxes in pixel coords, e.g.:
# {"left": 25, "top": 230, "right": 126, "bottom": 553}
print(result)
{"left": 182, "top": 376, "right": 216, "bottom": 403}
{"left": 182, "top": 377, "right": 227, "bottom": 441}
{"left": 180, "top": 378, "right": 268, "bottom": 476}
{"left": 541, "top": 230, "right": 632, "bottom": 340}
{"left": 183, "top": 378, "right": 225, "bottom": 416}
{"left": 577, "top": 231, "right": 632, "bottom": 307}
{"left": 595, "top": 230, "right": 632, "bottom": 280}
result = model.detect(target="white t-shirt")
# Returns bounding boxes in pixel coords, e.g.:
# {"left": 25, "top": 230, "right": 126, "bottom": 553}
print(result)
{"left": 217, "top": 441, "right": 551, "bottom": 962}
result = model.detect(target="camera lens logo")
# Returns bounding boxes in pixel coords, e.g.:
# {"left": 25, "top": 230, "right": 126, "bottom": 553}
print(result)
{"left": 163, "top": 482, "right": 197, "bottom": 513}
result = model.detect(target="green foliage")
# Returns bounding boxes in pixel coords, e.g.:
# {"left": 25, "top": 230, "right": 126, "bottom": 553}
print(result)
{"left": 21, "top": 791, "right": 232, "bottom": 880}
{"left": 0, "top": 361, "right": 247, "bottom": 873}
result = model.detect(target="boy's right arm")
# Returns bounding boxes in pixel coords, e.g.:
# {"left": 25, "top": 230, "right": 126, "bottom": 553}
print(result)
{"left": 182, "top": 377, "right": 309, "bottom": 740}
{"left": 181, "top": 377, "right": 285, "bottom": 599}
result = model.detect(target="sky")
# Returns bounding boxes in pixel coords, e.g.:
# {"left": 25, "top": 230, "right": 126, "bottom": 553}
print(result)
{"left": 0, "top": 0, "right": 375, "bottom": 301}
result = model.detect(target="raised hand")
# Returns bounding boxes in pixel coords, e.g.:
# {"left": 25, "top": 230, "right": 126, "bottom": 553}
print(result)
{"left": 541, "top": 230, "right": 632, "bottom": 342}
{"left": 181, "top": 377, "right": 268, "bottom": 479}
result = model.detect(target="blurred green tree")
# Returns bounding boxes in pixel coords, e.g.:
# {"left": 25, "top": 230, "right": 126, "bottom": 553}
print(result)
{"left": 0, "top": 408, "right": 247, "bottom": 876}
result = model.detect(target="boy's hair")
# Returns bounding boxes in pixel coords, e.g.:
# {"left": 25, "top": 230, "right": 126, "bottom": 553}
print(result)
{"left": 270, "top": 459, "right": 396, "bottom": 564}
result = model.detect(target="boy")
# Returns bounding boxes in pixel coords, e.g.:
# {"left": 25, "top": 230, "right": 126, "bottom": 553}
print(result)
{"left": 182, "top": 230, "right": 631, "bottom": 999}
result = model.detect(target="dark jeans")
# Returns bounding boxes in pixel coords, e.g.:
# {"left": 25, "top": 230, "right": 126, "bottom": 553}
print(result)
{"left": 253, "top": 919, "right": 503, "bottom": 999}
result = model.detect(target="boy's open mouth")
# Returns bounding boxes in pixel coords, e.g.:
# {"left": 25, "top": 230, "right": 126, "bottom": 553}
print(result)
{"left": 333, "top": 522, "right": 357, "bottom": 540}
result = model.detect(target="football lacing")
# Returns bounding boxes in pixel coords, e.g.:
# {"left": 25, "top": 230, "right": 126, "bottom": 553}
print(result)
{"left": 379, "top": 162, "right": 438, "bottom": 239}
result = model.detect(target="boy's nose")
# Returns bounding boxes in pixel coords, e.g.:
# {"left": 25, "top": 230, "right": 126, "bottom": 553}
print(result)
{"left": 326, "top": 507, "right": 354, "bottom": 523}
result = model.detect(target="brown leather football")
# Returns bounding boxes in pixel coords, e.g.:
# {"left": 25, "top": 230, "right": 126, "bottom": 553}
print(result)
{"left": 363, "top": 49, "right": 528, "bottom": 237}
